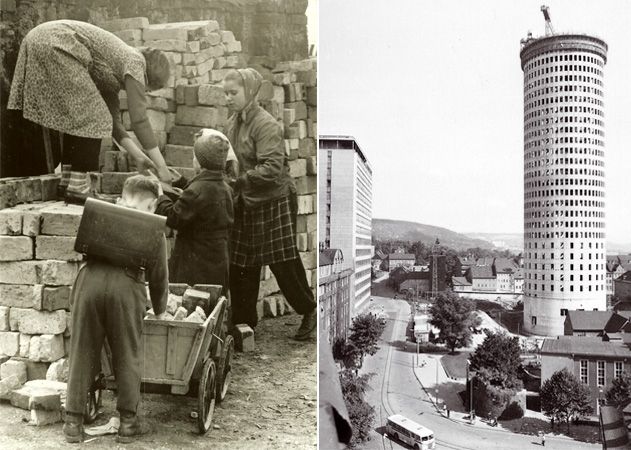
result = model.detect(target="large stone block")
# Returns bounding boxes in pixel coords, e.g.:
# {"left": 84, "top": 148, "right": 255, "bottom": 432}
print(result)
{"left": 1, "top": 358, "right": 27, "bottom": 384}
{"left": 0, "top": 284, "right": 43, "bottom": 308}
{"left": 0, "top": 236, "right": 33, "bottom": 261}
{"left": 175, "top": 106, "right": 219, "bottom": 127}
{"left": 18, "top": 333, "right": 30, "bottom": 358}
{"left": 144, "top": 39, "right": 199, "bottom": 53}
{"left": 39, "top": 261, "right": 81, "bottom": 286}
{"left": 100, "top": 17, "right": 149, "bottom": 32}
{"left": 298, "top": 138, "right": 316, "bottom": 157}
{"left": 0, "top": 332, "right": 20, "bottom": 356}
{"left": 29, "top": 334, "right": 64, "bottom": 362}
{"left": 233, "top": 324, "right": 254, "bottom": 352}
{"left": 13, "top": 178, "right": 42, "bottom": 203}
{"left": 30, "top": 408, "right": 62, "bottom": 425}
{"left": 295, "top": 175, "right": 316, "bottom": 195}
{"left": 40, "top": 203, "right": 83, "bottom": 236}
{"left": 199, "top": 33, "right": 221, "bottom": 49}
{"left": 0, "top": 183, "right": 17, "bottom": 209}
{"left": 40, "top": 176, "right": 61, "bottom": 201}
{"left": 168, "top": 126, "right": 203, "bottom": 146}
{"left": 288, "top": 159, "right": 307, "bottom": 178}
{"left": 18, "top": 310, "right": 66, "bottom": 335}
{"left": 46, "top": 357, "right": 68, "bottom": 383}
{"left": 0, "top": 375, "right": 22, "bottom": 400}
{"left": 164, "top": 145, "right": 194, "bottom": 168}
{"left": 100, "top": 172, "right": 135, "bottom": 194}
{"left": 42, "top": 287, "right": 71, "bottom": 312}
{"left": 300, "top": 251, "right": 317, "bottom": 270}
{"left": 0, "top": 209, "right": 22, "bottom": 235}
{"left": 296, "top": 213, "right": 317, "bottom": 233}
{"left": 297, "top": 194, "right": 315, "bottom": 214}
{"left": 35, "top": 236, "right": 81, "bottom": 261}
{"left": 305, "top": 156, "right": 317, "bottom": 176}
{"left": 9, "top": 308, "right": 28, "bottom": 331}
{"left": 0, "top": 307, "right": 8, "bottom": 332}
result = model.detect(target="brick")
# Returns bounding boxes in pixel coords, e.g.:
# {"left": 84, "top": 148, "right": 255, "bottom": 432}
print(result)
{"left": 300, "top": 250, "right": 317, "bottom": 270}
{"left": 196, "top": 58, "right": 215, "bottom": 77}
{"left": 14, "top": 178, "right": 42, "bottom": 203}
{"left": 29, "top": 389, "right": 61, "bottom": 411}
{"left": 30, "top": 408, "right": 62, "bottom": 425}
{"left": 259, "top": 276, "right": 279, "bottom": 298}
{"left": 28, "top": 334, "right": 64, "bottom": 362}
{"left": 147, "top": 87, "right": 175, "bottom": 101}
{"left": 209, "top": 69, "right": 231, "bottom": 83}
{"left": 296, "top": 214, "right": 317, "bottom": 233}
{"left": 308, "top": 231, "right": 318, "bottom": 251}
{"left": 224, "top": 41, "right": 241, "bottom": 53}
{"left": 286, "top": 121, "right": 307, "bottom": 139}
{"left": 35, "top": 236, "right": 81, "bottom": 261}
{"left": 39, "top": 261, "right": 81, "bottom": 285}
{"left": 0, "top": 307, "right": 8, "bottom": 332}
{"left": 285, "top": 101, "right": 307, "bottom": 120}
{"left": 183, "top": 85, "right": 200, "bottom": 106}
{"left": 263, "top": 296, "right": 277, "bottom": 317}
{"left": 296, "top": 232, "right": 308, "bottom": 252}
{"left": 103, "top": 151, "right": 118, "bottom": 172}
{"left": 117, "top": 152, "right": 129, "bottom": 172}
{"left": 234, "top": 324, "right": 254, "bottom": 352}
{"left": 306, "top": 156, "right": 317, "bottom": 176}
{"left": 219, "top": 30, "right": 235, "bottom": 43}
{"left": 113, "top": 29, "right": 142, "bottom": 41}
{"left": 0, "top": 375, "right": 22, "bottom": 400}
{"left": 147, "top": 110, "right": 167, "bottom": 130}
{"left": 144, "top": 39, "right": 199, "bottom": 52}
{"left": 295, "top": 175, "right": 316, "bottom": 196}
{"left": 225, "top": 55, "right": 240, "bottom": 68}
{"left": 0, "top": 183, "right": 17, "bottom": 209}
{"left": 1, "top": 358, "right": 27, "bottom": 382}
{"left": 164, "top": 145, "right": 194, "bottom": 168}
{"left": 0, "top": 209, "right": 22, "bottom": 235}
{"left": 22, "top": 359, "right": 48, "bottom": 381}
{"left": 0, "top": 236, "right": 32, "bottom": 261}
{"left": 21, "top": 211, "right": 41, "bottom": 236}
{"left": 199, "top": 33, "right": 221, "bottom": 48}
{"left": 40, "top": 203, "right": 83, "bottom": 236}
{"left": 9, "top": 308, "right": 27, "bottom": 331}
{"left": 100, "top": 17, "right": 149, "bottom": 32}
{"left": 298, "top": 137, "right": 316, "bottom": 157}
{"left": 182, "top": 289, "right": 211, "bottom": 313}
{"left": 101, "top": 172, "right": 135, "bottom": 194}
{"left": 18, "top": 333, "right": 30, "bottom": 358}
{"left": 175, "top": 106, "right": 219, "bottom": 127}
{"left": 273, "top": 72, "right": 295, "bottom": 85}
{"left": 42, "top": 286, "right": 71, "bottom": 312}
{"left": 0, "top": 283, "right": 43, "bottom": 308}
{"left": 168, "top": 126, "right": 203, "bottom": 145}
{"left": 297, "top": 194, "right": 315, "bottom": 214}
{"left": 18, "top": 310, "right": 66, "bottom": 335}
{"left": 168, "top": 283, "right": 189, "bottom": 296}
{"left": 283, "top": 108, "right": 296, "bottom": 127}
{"left": 0, "top": 332, "right": 20, "bottom": 356}
{"left": 288, "top": 159, "right": 307, "bottom": 178}
{"left": 296, "top": 70, "right": 317, "bottom": 87}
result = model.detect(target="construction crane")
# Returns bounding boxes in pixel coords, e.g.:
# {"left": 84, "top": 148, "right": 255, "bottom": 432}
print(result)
{"left": 541, "top": 5, "right": 555, "bottom": 36}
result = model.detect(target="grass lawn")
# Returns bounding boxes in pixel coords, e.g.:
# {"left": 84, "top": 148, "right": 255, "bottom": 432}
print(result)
{"left": 441, "top": 351, "right": 472, "bottom": 379}
{"left": 473, "top": 299, "right": 524, "bottom": 334}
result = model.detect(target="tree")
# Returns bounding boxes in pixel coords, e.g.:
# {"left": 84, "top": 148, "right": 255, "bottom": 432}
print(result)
{"left": 540, "top": 368, "right": 593, "bottom": 433}
{"left": 429, "top": 292, "right": 481, "bottom": 353}
{"left": 339, "top": 369, "right": 375, "bottom": 447}
{"left": 332, "top": 337, "right": 360, "bottom": 370}
{"left": 469, "top": 330, "right": 523, "bottom": 389}
{"left": 347, "top": 313, "right": 386, "bottom": 368}
{"left": 606, "top": 372, "right": 631, "bottom": 406}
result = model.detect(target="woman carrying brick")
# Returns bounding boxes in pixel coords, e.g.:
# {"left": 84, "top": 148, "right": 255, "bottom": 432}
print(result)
{"left": 7, "top": 20, "right": 172, "bottom": 201}
{"left": 224, "top": 67, "right": 316, "bottom": 341}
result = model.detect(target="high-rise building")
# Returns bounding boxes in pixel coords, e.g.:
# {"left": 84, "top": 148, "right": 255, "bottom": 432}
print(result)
{"left": 319, "top": 136, "right": 373, "bottom": 314}
{"left": 520, "top": 17, "right": 608, "bottom": 335}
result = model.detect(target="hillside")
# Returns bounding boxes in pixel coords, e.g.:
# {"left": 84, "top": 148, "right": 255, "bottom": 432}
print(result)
{"left": 372, "top": 218, "right": 495, "bottom": 251}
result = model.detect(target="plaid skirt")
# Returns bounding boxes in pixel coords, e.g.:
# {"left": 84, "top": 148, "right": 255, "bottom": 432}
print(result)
{"left": 231, "top": 195, "right": 300, "bottom": 268}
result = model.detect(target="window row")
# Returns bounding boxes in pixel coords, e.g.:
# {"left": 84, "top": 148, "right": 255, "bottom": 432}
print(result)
{"left": 525, "top": 64, "right": 603, "bottom": 81}
{"left": 525, "top": 74, "right": 603, "bottom": 90}
{"left": 525, "top": 198, "right": 604, "bottom": 209}
{"left": 525, "top": 158, "right": 604, "bottom": 170}
{"left": 526, "top": 137, "right": 604, "bottom": 149}
{"left": 527, "top": 273, "right": 604, "bottom": 282}
{"left": 526, "top": 241, "right": 604, "bottom": 250}
{"left": 526, "top": 52, "right": 604, "bottom": 71}
{"left": 526, "top": 252, "right": 604, "bottom": 262}
{"left": 525, "top": 127, "right": 604, "bottom": 140}
{"left": 525, "top": 209, "right": 604, "bottom": 219}
{"left": 525, "top": 231, "right": 605, "bottom": 239}
{"left": 525, "top": 84, "right": 603, "bottom": 101}
{"left": 525, "top": 147, "right": 604, "bottom": 158}
{"left": 525, "top": 179, "right": 605, "bottom": 190}
{"left": 525, "top": 220, "right": 604, "bottom": 229}
{"left": 525, "top": 189, "right": 604, "bottom": 199}
{"left": 525, "top": 263, "right": 605, "bottom": 272}
{"left": 525, "top": 105, "right": 604, "bottom": 121}
{"left": 525, "top": 168, "right": 604, "bottom": 179}
{"left": 527, "top": 283, "right": 603, "bottom": 292}
{"left": 525, "top": 116, "right": 604, "bottom": 130}
{"left": 525, "top": 95, "right": 604, "bottom": 110}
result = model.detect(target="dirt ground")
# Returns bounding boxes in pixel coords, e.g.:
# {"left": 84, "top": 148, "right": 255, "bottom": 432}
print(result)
{"left": 0, "top": 313, "right": 316, "bottom": 450}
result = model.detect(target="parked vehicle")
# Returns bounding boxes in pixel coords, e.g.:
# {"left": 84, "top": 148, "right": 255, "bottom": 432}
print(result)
{"left": 385, "top": 414, "right": 435, "bottom": 449}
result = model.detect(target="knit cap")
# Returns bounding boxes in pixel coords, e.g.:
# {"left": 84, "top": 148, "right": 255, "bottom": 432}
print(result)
{"left": 194, "top": 133, "right": 229, "bottom": 170}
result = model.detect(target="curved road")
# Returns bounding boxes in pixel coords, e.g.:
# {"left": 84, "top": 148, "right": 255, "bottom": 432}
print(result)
{"left": 360, "top": 296, "right": 599, "bottom": 450}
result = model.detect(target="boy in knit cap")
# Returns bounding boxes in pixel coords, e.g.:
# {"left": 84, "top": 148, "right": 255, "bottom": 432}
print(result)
{"left": 155, "top": 130, "right": 234, "bottom": 289}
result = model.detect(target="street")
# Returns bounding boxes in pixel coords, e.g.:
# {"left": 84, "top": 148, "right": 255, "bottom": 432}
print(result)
{"left": 359, "top": 295, "right": 600, "bottom": 450}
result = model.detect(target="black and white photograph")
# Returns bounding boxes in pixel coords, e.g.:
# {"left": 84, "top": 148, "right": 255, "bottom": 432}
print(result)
{"left": 318, "top": 1, "right": 631, "bottom": 449}
{"left": 0, "top": 0, "right": 317, "bottom": 448}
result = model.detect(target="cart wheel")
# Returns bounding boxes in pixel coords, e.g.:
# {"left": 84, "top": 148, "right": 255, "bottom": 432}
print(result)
{"left": 197, "top": 358, "right": 217, "bottom": 434}
{"left": 84, "top": 386, "right": 102, "bottom": 424}
{"left": 216, "top": 334, "right": 234, "bottom": 403}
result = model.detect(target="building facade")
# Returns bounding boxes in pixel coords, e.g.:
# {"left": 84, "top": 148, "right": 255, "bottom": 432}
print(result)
{"left": 319, "top": 136, "right": 373, "bottom": 314}
{"left": 319, "top": 249, "right": 353, "bottom": 343}
{"left": 387, "top": 253, "right": 416, "bottom": 272}
{"left": 520, "top": 31, "right": 608, "bottom": 335}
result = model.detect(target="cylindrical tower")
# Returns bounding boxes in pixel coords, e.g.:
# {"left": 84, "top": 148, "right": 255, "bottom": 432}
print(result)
{"left": 520, "top": 33, "right": 608, "bottom": 336}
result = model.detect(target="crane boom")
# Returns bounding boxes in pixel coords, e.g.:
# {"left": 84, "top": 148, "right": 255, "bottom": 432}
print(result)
{"left": 541, "top": 5, "right": 555, "bottom": 36}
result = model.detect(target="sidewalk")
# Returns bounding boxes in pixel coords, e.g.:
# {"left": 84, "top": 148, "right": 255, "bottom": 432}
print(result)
{"left": 411, "top": 353, "right": 600, "bottom": 444}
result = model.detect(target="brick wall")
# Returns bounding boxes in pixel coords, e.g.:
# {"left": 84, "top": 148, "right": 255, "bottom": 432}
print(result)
{"left": 0, "top": 17, "right": 316, "bottom": 381}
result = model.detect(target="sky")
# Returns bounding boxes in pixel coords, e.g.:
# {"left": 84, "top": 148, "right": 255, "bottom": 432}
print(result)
{"left": 319, "top": 0, "right": 631, "bottom": 245}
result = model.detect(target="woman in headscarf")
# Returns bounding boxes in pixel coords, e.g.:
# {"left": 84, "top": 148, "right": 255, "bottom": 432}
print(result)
{"left": 224, "top": 68, "right": 316, "bottom": 341}
{"left": 8, "top": 19, "right": 172, "bottom": 200}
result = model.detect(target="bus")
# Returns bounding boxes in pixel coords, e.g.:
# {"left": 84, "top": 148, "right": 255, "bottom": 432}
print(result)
{"left": 385, "top": 414, "right": 435, "bottom": 449}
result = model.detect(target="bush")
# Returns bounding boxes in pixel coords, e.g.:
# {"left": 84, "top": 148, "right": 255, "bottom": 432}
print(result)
{"left": 417, "top": 342, "right": 446, "bottom": 353}
{"left": 499, "top": 401, "right": 524, "bottom": 421}
{"left": 470, "top": 376, "right": 515, "bottom": 418}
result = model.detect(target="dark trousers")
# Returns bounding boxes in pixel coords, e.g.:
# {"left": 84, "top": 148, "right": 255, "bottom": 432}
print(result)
{"left": 49, "top": 131, "right": 101, "bottom": 171}
{"left": 66, "top": 262, "right": 146, "bottom": 415}
{"left": 230, "top": 259, "right": 316, "bottom": 329}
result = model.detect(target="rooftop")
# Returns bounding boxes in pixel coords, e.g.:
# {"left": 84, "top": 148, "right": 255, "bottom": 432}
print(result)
{"left": 566, "top": 310, "right": 613, "bottom": 331}
{"left": 541, "top": 336, "right": 631, "bottom": 358}
{"left": 452, "top": 276, "right": 472, "bottom": 286}
{"left": 389, "top": 253, "right": 416, "bottom": 261}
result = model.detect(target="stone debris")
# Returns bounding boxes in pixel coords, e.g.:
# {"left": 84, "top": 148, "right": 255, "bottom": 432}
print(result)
{"left": 0, "top": 359, "right": 27, "bottom": 384}
{"left": 182, "top": 288, "right": 211, "bottom": 313}
{"left": 173, "top": 306, "right": 188, "bottom": 321}
{"left": 46, "top": 357, "right": 69, "bottom": 383}
{"left": 234, "top": 324, "right": 255, "bottom": 353}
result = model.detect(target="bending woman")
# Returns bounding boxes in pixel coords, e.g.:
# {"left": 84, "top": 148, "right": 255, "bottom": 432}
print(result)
{"left": 224, "top": 68, "right": 316, "bottom": 341}
{"left": 8, "top": 19, "right": 172, "bottom": 197}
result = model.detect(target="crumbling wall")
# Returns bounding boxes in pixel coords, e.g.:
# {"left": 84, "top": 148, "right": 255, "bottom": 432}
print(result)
{"left": 0, "top": 17, "right": 316, "bottom": 392}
